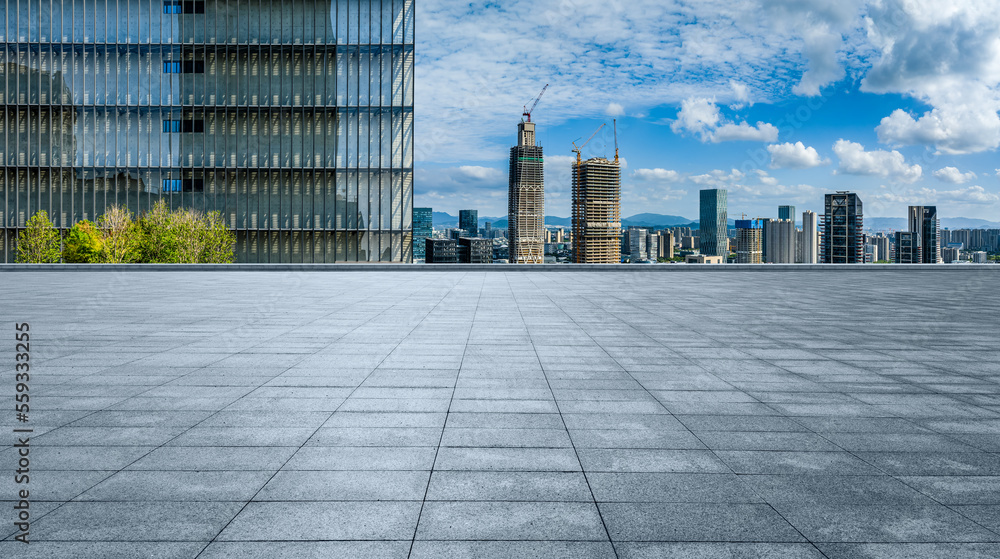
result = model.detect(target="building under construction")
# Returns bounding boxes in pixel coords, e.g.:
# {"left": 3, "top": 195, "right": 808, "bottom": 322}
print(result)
{"left": 572, "top": 125, "right": 621, "bottom": 263}
{"left": 508, "top": 122, "right": 545, "bottom": 264}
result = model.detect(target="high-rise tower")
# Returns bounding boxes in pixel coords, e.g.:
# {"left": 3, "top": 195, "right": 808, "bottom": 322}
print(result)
{"left": 699, "top": 190, "right": 728, "bottom": 257}
{"left": 822, "top": 192, "right": 864, "bottom": 263}
{"left": 908, "top": 206, "right": 940, "bottom": 264}
{"left": 572, "top": 157, "right": 621, "bottom": 263}
{"left": 508, "top": 121, "right": 544, "bottom": 263}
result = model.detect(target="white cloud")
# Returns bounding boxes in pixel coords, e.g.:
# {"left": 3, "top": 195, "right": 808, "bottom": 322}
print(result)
{"left": 457, "top": 166, "right": 504, "bottom": 181}
{"left": 634, "top": 168, "right": 681, "bottom": 182}
{"left": 767, "top": 142, "right": 830, "bottom": 169}
{"left": 873, "top": 185, "right": 1000, "bottom": 205}
{"left": 933, "top": 167, "right": 977, "bottom": 184}
{"left": 690, "top": 169, "right": 745, "bottom": 187}
{"left": 672, "top": 97, "right": 778, "bottom": 143}
{"left": 832, "top": 140, "right": 922, "bottom": 183}
{"left": 605, "top": 102, "right": 626, "bottom": 117}
{"left": 712, "top": 122, "right": 779, "bottom": 143}
{"left": 728, "top": 80, "right": 752, "bottom": 110}
{"left": 671, "top": 97, "right": 721, "bottom": 140}
{"left": 863, "top": 0, "right": 1000, "bottom": 154}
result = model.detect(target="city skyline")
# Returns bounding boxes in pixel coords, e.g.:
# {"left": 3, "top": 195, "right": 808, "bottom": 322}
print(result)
{"left": 415, "top": 1, "right": 1000, "bottom": 221}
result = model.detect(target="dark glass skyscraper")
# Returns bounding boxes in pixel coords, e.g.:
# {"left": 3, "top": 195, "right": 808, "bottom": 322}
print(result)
{"left": 778, "top": 205, "right": 795, "bottom": 222}
{"left": 699, "top": 189, "right": 727, "bottom": 257}
{"left": 822, "top": 191, "right": 863, "bottom": 263}
{"left": 908, "top": 205, "right": 940, "bottom": 264}
{"left": 1, "top": 0, "right": 414, "bottom": 263}
{"left": 412, "top": 206, "right": 431, "bottom": 260}
{"left": 458, "top": 209, "right": 477, "bottom": 238}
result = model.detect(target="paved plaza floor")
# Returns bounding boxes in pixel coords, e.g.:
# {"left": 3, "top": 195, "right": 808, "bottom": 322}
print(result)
{"left": 2, "top": 269, "right": 1000, "bottom": 558}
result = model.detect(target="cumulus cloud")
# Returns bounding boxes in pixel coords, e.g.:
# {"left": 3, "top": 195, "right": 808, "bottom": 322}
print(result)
{"left": 863, "top": 0, "right": 1000, "bottom": 154}
{"left": 690, "top": 169, "right": 745, "bottom": 187}
{"left": 634, "top": 168, "right": 682, "bottom": 182}
{"left": 672, "top": 97, "right": 778, "bottom": 143}
{"left": 728, "top": 80, "right": 752, "bottom": 110}
{"left": 767, "top": 142, "right": 830, "bottom": 169}
{"left": 832, "top": 140, "right": 922, "bottom": 183}
{"left": 933, "top": 167, "right": 977, "bottom": 184}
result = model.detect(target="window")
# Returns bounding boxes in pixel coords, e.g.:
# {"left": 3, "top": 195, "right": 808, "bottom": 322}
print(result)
{"left": 163, "top": 61, "right": 204, "bottom": 74}
{"left": 162, "top": 119, "right": 204, "bottom": 133}
{"left": 163, "top": 0, "right": 204, "bottom": 13}
{"left": 162, "top": 179, "right": 182, "bottom": 192}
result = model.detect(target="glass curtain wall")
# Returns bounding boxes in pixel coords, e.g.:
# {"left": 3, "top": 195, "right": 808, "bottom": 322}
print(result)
{"left": 1, "top": 0, "right": 414, "bottom": 262}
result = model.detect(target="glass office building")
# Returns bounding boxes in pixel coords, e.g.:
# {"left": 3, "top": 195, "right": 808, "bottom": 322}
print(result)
{"left": 698, "top": 188, "right": 727, "bottom": 257}
{"left": 1, "top": 0, "right": 414, "bottom": 263}
{"left": 412, "top": 205, "right": 430, "bottom": 259}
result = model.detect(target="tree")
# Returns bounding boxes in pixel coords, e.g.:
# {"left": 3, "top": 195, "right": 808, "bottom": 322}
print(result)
{"left": 97, "top": 205, "right": 140, "bottom": 263}
{"left": 62, "top": 220, "right": 103, "bottom": 263}
{"left": 15, "top": 211, "right": 62, "bottom": 263}
{"left": 199, "top": 211, "right": 237, "bottom": 264}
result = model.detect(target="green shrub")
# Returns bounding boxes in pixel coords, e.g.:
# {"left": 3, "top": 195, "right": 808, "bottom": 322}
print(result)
{"left": 62, "top": 220, "right": 103, "bottom": 263}
{"left": 136, "top": 200, "right": 236, "bottom": 264}
{"left": 15, "top": 211, "right": 62, "bottom": 263}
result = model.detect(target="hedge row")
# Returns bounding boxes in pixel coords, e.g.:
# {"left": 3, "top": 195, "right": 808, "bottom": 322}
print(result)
{"left": 15, "top": 201, "right": 236, "bottom": 264}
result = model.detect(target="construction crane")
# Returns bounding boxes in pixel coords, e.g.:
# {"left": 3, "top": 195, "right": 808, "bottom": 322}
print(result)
{"left": 613, "top": 119, "right": 619, "bottom": 164}
{"left": 522, "top": 84, "right": 549, "bottom": 123}
{"left": 572, "top": 123, "right": 606, "bottom": 165}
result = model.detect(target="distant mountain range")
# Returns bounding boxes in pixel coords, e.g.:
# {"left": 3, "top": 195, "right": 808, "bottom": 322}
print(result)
{"left": 865, "top": 217, "right": 1000, "bottom": 231}
{"left": 430, "top": 212, "right": 1000, "bottom": 231}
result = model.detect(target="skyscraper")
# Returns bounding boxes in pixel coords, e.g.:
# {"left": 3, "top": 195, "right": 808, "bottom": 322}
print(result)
{"left": 778, "top": 205, "right": 796, "bottom": 223}
{"left": 459, "top": 210, "right": 478, "bottom": 238}
{"left": 699, "top": 189, "right": 728, "bottom": 257}
{"left": 1, "top": 0, "right": 415, "bottom": 263}
{"left": 822, "top": 192, "right": 864, "bottom": 263}
{"left": 908, "top": 206, "right": 940, "bottom": 264}
{"left": 735, "top": 219, "right": 763, "bottom": 263}
{"left": 413, "top": 207, "right": 433, "bottom": 260}
{"left": 798, "top": 211, "right": 818, "bottom": 263}
{"left": 572, "top": 157, "right": 622, "bottom": 263}
{"left": 508, "top": 121, "right": 544, "bottom": 263}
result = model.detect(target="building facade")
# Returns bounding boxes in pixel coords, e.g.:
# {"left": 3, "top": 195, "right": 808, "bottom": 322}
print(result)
{"left": 1, "top": 0, "right": 414, "bottom": 263}
{"left": 572, "top": 157, "right": 621, "bottom": 263}
{"left": 458, "top": 237, "right": 491, "bottom": 263}
{"left": 508, "top": 121, "right": 544, "bottom": 263}
{"left": 425, "top": 237, "right": 456, "bottom": 263}
{"left": 908, "top": 205, "right": 940, "bottom": 264}
{"left": 778, "top": 205, "right": 796, "bottom": 222}
{"left": 458, "top": 209, "right": 478, "bottom": 239}
{"left": 699, "top": 189, "right": 727, "bottom": 257}
{"left": 412, "top": 206, "right": 432, "bottom": 260}
{"left": 798, "top": 210, "right": 818, "bottom": 263}
{"left": 895, "top": 231, "right": 921, "bottom": 264}
{"left": 764, "top": 218, "right": 795, "bottom": 263}
{"left": 735, "top": 219, "right": 762, "bottom": 264}
{"left": 821, "top": 192, "right": 863, "bottom": 263}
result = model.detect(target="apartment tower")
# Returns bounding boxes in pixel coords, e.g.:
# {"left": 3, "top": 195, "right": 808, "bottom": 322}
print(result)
{"left": 908, "top": 206, "right": 940, "bottom": 264}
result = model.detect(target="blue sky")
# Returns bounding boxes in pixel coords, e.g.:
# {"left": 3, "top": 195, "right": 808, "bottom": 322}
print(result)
{"left": 413, "top": 0, "right": 1000, "bottom": 221}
